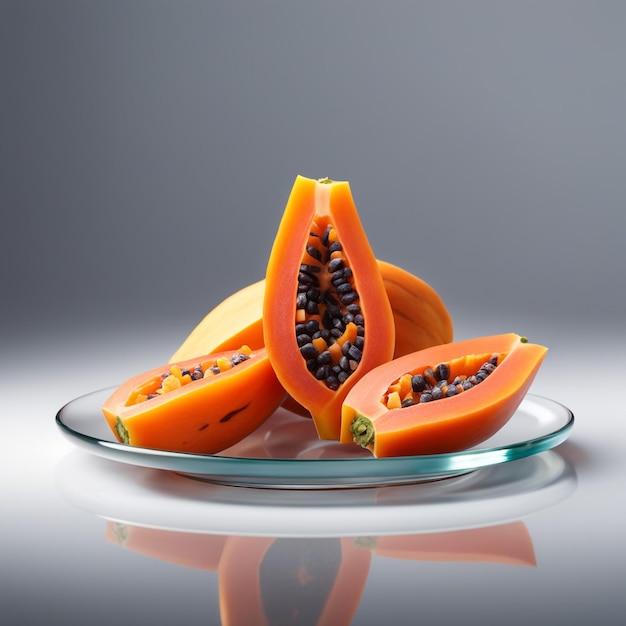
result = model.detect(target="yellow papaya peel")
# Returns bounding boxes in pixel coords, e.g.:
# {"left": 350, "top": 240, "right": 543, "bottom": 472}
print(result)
{"left": 171, "top": 262, "right": 453, "bottom": 364}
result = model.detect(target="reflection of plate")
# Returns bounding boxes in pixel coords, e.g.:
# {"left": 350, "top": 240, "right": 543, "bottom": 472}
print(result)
{"left": 56, "top": 389, "right": 574, "bottom": 488}
{"left": 56, "top": 448, "right": 577, "bottom": 537}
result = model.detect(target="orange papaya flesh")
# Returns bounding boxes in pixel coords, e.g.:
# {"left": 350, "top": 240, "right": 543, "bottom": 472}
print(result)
{"left": 101, "top": 346, "right": 286, "bottom": 454}
{"left": 170, "top": 260, "right": 453, "bottom": 365}
{"left": 263, "top": 176, "right": 395, "bottom": 440}
{"left": 340, "top": 333, "right": 547, "bottom": 457}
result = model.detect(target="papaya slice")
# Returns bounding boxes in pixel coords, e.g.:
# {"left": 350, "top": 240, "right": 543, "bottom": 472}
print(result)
{"left": 263, "top": 176, "right": 396, "bottom": 439}
{"left": 169, "top": 261, "right": 453, "bottom": 363}
{"left": 101, "top": 346, "right": 286, "bottom": 454}
{"left": 340, "top": 333, "right": 547, "bottom": 457}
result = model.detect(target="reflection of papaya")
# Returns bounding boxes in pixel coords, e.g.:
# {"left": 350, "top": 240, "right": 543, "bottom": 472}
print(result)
{"left": 105, "top": 522, "right": 227, "bottom": 571}
{"left": 218, "top": 536, "right": 371, "bottom": 626}
{"left": 372, "top": 521, "right": 536, "bottom": 567}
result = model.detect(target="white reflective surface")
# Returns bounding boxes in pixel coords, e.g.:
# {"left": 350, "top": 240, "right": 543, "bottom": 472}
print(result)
{"left": 2, "top": 321, "right": 626, "bottom": 625}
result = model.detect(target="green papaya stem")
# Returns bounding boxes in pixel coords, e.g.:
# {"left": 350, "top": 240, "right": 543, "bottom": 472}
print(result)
{"left": 520, "top": 336, "right": 529, "bottom": 343}
{"left": 317, "top": 177, "right": 334, "bottom": 184}
{"left": 351, "top": 415, "right": 375, "bottom": 448}
{"left": 115, "top": 417, "right": 130, "bottom": 444}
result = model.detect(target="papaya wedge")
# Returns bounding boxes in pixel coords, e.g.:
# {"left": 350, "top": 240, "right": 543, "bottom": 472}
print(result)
{"left": 340, "top": 333, "right": 547, "bottom": 457}
{"left": 170, "top": 261, "right": 453, "bottom": 363}
{"left": 101, "top": 346, "right": 286, "bottom": 454}
{"left": 262, "top": 176, "right": 396, "bottom": 439}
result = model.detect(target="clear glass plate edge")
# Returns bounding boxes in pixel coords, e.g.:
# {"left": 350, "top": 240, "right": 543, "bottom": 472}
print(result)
{"left": 55, "top": 391, "right": 574, "bottom": 488}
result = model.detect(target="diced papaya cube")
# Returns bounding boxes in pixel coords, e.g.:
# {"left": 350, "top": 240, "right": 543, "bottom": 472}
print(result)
{"left": 386, "top": 391, "right": 402, "bottom": 410}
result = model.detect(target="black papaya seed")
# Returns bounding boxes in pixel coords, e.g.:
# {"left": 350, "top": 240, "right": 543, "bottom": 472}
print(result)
{"left": 315, "top": 365, "right": 330, "bottom": 380}
{"left": 297, "top": 333, "right": 312, "bottom": 347}
{"left": 411, "top": 375, "right": 427, "bottom": 392}
{"left": 305, "top": 320, "right": 320, "bottom": 334}
{"left": 434, "top": 363, "right": 450, "bottom": 381}
{"left": 328, "top": 258, "right": 344, "bottom": 273}
{"left": 325, "top": 376, "right": 340, "bottom": 391}
{"left": 336, "top": 282, "right": 354, "bottom": 295}
{"left": 318, "top": 350, "right": 332, "bottom": 365}
{"left": 306, "top": 245, "right": 322, "bottom": 262}
{"left": 300, "top": 343, "right": 318, "bottom": 359}
{"left": 341, "top": 291, "right": 359, "bottom": 305}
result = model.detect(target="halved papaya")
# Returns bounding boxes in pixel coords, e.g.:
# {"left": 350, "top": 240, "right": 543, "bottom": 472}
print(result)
{"left": 263, "top": 176, "right": 396, "bottom": 439}
{"left": 340, "top": 333, "right": 547, "bottom": 457}
{"left": 101, "top": 346, "right": 286, "bottom": 453}
{"left": 169, "top": 260, "right": 453, "bottom": 363}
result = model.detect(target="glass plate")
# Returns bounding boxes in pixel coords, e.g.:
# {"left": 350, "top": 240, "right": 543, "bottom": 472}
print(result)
{"left": 57, "top": 449, "right": 576, "bottom": 537}
{"left": 56, "top": 389, "right": 574, "bottom": 489}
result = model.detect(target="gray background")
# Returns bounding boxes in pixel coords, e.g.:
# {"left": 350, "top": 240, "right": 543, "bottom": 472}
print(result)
{"left": 3, "top": 0, "right": 625, "bottom": 350}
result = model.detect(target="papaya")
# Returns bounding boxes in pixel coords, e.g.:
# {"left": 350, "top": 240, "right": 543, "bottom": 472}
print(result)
{"left": 340, "top": 333, "right": 547, "bottom": 457}
{"left": 218, "top": 536, "right": 371, "bottom": 626}
{"left": 263, "top": 175, "right": 396, "bottom": 440}
{"left": 101, "top": 346, "right": 286, "bottom": 453}
{"left": 169, "top": 261, "right": 453, "bottom": 363}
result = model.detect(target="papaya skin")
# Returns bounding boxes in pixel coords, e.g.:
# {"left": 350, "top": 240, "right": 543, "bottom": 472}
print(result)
{"left": 340, "top": 333, "right": 547, "bottom": 457}
{"left": 170, "top": 280, "right": 267, "bottom": 361}
{"left": 101, "top": 348, "right": 286, "bottom": 454}
{"left": 377, "top": 260, "right": 453, "bottom": 358}
{"left": 169, "top": 262, "right": 453, "bottom": 364}
{"left": 263, "top": 176, "right": 396, "bottom": 440}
